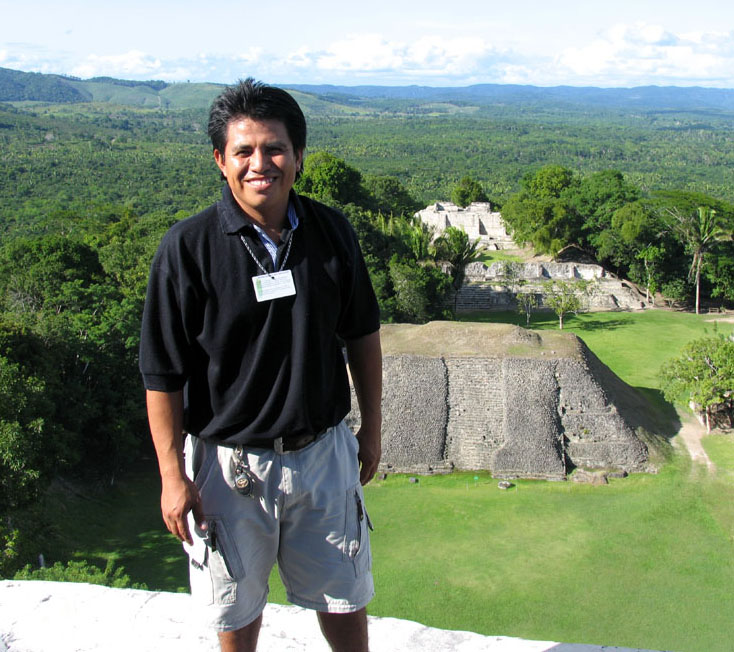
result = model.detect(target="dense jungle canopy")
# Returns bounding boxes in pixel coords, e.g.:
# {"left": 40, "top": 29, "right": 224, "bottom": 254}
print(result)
{"left": 2, "top": 70, "right": 734, "bottom": 576}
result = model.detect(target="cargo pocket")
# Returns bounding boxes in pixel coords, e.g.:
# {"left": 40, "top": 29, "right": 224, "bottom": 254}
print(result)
{"left": 184, "top": 516, "right": 245, "bottom": 605}
{"left": 207, "top": 517, "right": 245, "bottom": 606}
{"left": 183, "top": 515, "right": 213, "bottom": 605}
{"left": 343, "top": 484, "right": 373, "bottom": 577}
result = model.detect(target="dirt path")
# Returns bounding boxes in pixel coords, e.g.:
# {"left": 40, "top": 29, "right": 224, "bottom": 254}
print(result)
{"left": 676, "top": 412, "right": 715, "bottom": 472}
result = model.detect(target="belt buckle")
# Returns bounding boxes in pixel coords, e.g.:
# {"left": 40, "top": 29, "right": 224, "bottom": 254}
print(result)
{"left": 274, "top": 436, "right": 285, "bottom": 454}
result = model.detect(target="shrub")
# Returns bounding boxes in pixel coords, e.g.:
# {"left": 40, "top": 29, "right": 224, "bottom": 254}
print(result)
{"left": 13, "top": 558, "right": 147, "bottom": 589}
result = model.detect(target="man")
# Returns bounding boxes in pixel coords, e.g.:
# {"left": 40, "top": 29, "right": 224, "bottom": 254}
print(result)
{"left": 140, "top": 78, "right": 382, "bottom": 652}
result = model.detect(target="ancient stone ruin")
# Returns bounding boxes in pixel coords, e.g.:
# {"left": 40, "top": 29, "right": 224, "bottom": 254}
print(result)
{"left": 414, "top": 201, "right": 649, "bottom": 311}
{"left": 348, "top": 322, "right": 654, "bottom": 480}
{"left": 415, "top": 201, "right": 515, "bottom": 250}
{"left": 457, "top": 261, "right": 648, "bottom": 312}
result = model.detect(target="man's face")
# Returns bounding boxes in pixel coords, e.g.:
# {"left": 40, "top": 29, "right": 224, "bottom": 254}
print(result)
{"left": 214, "top": 117, "right": 303, "bottom": 223}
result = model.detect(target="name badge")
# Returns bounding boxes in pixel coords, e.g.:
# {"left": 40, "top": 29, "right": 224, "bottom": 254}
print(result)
{"left": 252, "top": 270, "right": 296, "bottom": 302}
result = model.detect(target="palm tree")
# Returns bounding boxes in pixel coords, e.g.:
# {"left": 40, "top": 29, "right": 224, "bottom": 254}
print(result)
{"left": 665, "top": 206, "right": 728, "bottom": 314}
{"left": 401, "top": 219, "right": 434, "bottom": 261}
{"left": 432, "top": 226, "right": 485, "bottom": 309}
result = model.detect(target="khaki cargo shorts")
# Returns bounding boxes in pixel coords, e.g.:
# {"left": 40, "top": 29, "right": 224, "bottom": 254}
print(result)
{"left": 183, "top": 421, "right": 374, "bottom": 632}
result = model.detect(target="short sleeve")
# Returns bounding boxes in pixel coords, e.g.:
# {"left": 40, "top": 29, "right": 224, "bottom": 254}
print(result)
{"left": 336, "top": 222, "right": 381, "bottom": 340}
{"left": 139, "top": 233, "right": 197, "bottom": 391}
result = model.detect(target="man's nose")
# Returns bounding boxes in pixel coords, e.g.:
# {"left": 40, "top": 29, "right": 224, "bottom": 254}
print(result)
{"left": 250, "top": 147, "right": 268, "bottom": 170}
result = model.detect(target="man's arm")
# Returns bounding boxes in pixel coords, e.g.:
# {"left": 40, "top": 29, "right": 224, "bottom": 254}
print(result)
{"left": 146, "top": 389, "right": 206, "bottom": 544}
{"left": 345, "top": 330, "right": 382, "bottom": 485}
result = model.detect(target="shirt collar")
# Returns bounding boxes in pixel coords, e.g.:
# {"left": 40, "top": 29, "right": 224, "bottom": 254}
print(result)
{"left": 218, "top": 185, "right": 301, "bottom": 235}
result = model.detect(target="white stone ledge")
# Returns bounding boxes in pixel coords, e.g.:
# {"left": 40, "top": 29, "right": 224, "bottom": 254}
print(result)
{"left": 0, "top": 580, "right": 660, "bottom": 652}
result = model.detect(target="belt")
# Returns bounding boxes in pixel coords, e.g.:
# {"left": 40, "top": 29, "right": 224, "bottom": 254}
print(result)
{"left": 245, "top": 428, "right": 327, "bottom": 454}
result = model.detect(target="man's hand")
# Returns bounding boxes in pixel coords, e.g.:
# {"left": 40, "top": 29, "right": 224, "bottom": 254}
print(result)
{"left": 345, "top": 331, "right": 383, "bottom": 486}
{"left": 356, "top": 424, "right": 382, "bottom": 485}
{"left": 146, "top": 390, "right": 206, "bottom": 545}
{"left": 161, "top": 472, "right": 207, "bottom": 545}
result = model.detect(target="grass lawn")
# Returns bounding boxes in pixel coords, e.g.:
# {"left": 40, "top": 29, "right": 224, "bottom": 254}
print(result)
{"left": 476, "top": 250, "right": 524, "bottom": 264}
{"left": 34, "top": 308, "right": 734, "bottom": 651}
{"left": 362, "top": 463, "right": 734, "bottom": 652}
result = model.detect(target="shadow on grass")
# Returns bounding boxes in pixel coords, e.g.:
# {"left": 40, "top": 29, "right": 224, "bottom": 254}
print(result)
{"left": 40, "top": 460, "right": 191, "bottom": 593}
{"left": 111, "top": 530, "right": 188, "bottom": 592}
{"left": 70, "top": 529, "right": 188, "bottom": 592}
{"left": 562, "top": 317, "right": 631, "bottom": 332}
{"left": 633, "top": 387, "right": 681, "bottom": 441}
{"left": 459, "top": 311, "right": 633, "bottom": 334}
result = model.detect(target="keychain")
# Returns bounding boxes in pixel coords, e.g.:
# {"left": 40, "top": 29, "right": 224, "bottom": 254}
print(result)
{"left": 233, "top": 445, "right": 256, "bottom": 498}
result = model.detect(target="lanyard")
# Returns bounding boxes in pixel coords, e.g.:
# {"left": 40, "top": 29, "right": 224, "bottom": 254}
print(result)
{"left": 239, "top": 229, "right": 294, "bottom": 277}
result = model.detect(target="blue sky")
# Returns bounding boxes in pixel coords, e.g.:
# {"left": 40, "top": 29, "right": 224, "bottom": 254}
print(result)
{"left": 2, "top": 0, "right": 734, "bottom": 87}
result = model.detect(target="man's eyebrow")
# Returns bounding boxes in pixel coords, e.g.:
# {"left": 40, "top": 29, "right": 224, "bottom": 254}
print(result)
{"left": 232, "top": 140, "right": 289, "bottom": 151}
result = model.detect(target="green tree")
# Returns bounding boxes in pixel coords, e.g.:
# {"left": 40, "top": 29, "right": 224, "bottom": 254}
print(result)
{"left": 500, "top": 261, "right": 522, "bottom": 296}
{"left": 501, "top": 166, "right": 582, "bottom": 257}
{"left": 400, "top": 219, "right": 435, "bottom": 261}
{"left": 565, "top": 170, "right": 640, "bottom": 251}
{"left": 660, "top": 333, "right": 734, "bottom": 432}
{"left": 432, "top": 226, "right": 484, "bottom": 295}
{"left": 704, "top": 241, "right": 734, "bottom": 305}
{"left": 295, "top": 151, "right": 368, "bottom": 207}
{"left": 525, "top": 165, "right": 574, "bottom": 199}
{"left": 362, "top": 175, "right": 421, "bottom": 217}
{"left": 0, "top": 234, "right": 145, "bottom": 484}
{"left": 388, "top": 258, "right": 452, "bottom": 323}
{"left": 543, "top": 279, "right": 595, "bottom": 329}
{"left": 663, "top": 205, "right": 729, "bottom": 314}
{"left": 636, "top": 245, "right": 664, "bottom": 305}
{"left": 661, "top": 278, "right": 691, "bottom": 308}
{"left": 0, "top": 353, "right": 56, "bottom": 512}
{"left": 451, "top": 176, "right": 488, "bottom": 208}
{"left": 516, "top": 291, "right": 539, "bottom": 326}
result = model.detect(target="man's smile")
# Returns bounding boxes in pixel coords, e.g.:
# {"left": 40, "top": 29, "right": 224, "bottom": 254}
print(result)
{"left": 245, "top": 177, "right": 277, "bottom": 188}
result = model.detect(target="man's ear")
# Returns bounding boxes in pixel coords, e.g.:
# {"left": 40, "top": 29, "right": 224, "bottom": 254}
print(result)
{"left": 213, "top": 149, "right": 227, "bottom": 181}
{"left": 214, "top": 149, "right": 225, "bottom": 173}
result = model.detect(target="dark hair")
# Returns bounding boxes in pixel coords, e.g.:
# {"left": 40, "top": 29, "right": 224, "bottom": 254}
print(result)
{"left": 208, "top": 78, "right": 307, "bottom": 159}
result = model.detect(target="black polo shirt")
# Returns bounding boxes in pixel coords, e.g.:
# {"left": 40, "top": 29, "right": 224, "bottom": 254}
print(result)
{"left": 139, "top": 186, "right": 380, "bottom": 445}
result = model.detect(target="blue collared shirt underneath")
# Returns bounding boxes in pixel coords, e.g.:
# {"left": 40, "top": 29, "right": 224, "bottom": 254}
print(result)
{"left": 251, "top": 202, "right": 299, "bottom": 266}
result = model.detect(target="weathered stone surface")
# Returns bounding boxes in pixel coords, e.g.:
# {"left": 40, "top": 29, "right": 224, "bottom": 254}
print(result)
{"left": 350, "top": 322, "right": 653, "bottom": 480}
{"left": 456, "top": 261, "right": 647, "bottom": 312}
{"left": 493, "top": 358, "right": 566, "bottom": 480}
{"left": 572, "top": 469, "right": 610, "bottom": 485}
{"left": 608, "top": 470, "right": 629, "bottom": 479}
{"left": 446, "top": 357, "right": 504, "bottom": 471}
{"left": 348, "top": 354, "right": 448, "bottom": 472}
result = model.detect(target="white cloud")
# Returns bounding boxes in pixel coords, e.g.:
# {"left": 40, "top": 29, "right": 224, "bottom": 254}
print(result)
{"left": 275, "top": 34, "right": 507, "bottom": 84}
{"left": 65, "top": 50, "right": 261, "bottom": 82}
{"left": 554, "top": 23, "right": 734, "bottom": 86}
{"left": 71, "top": 50, "right": 163, "bottom": 79}
{"left": 4, "top": 22, "right": 734, "bottom": 87}
{"left": 0, "top": 43, "right": 74, "bottom": 74}
{"left": 314, "top": 35, "right": 405, "bottom": 72}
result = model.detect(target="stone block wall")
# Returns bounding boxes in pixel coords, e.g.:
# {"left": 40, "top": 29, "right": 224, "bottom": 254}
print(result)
{"left": 349, "top": 325, "right": 650, "bottom": 480}
{"left": 493, "top": 358, "right": 566, "bottom": 479}
{"left": 457, "top": 261, "right": 646, "bottom": 312}
{"left": 445, "top": 357, "right": 504, "bottom": 470}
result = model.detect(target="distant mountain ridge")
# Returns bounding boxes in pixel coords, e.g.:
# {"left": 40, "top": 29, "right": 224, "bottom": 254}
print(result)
{"left": 2, "top": 66, "right": 734, "bottom": 112}
{"left": 286, "top": 82, "right": 734, "bottom": 111}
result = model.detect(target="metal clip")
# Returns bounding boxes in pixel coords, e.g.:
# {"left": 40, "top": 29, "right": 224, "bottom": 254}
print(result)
{"left": 233, "top": 446, "right": 255, "bottom": 498}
